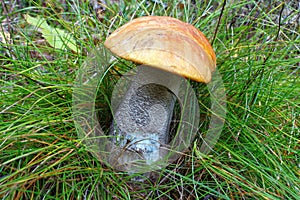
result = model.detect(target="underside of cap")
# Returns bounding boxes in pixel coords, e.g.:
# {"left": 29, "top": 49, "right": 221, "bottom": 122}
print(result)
{"left": 104, "top": 16, "right": 216, "bottom": 83}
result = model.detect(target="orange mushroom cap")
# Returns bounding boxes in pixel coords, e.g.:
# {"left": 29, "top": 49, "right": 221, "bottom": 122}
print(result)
{"left": 104, "top": 16, "right": 216, "bottom": 83}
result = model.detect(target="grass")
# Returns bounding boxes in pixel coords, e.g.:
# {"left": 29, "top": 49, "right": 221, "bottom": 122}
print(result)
{"left": 0, "top": 0, "right": 299, "bottom": 199}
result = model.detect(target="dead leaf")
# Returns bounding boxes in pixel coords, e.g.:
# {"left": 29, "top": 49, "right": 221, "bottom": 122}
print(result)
{"left": 24, "top": 14, "right": 80, "bottom": 53}
{"left": 0, "top": 26, "right": 11, "bottom": 44}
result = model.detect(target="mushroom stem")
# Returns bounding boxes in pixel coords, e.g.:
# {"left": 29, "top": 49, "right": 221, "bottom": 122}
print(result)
{"left": 110, "top": 65, "right": 181, "bottom": 173}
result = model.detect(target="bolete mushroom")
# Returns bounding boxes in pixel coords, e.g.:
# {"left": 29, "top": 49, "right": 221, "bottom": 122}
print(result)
{"left": 104, "top": 16, "right": 216, "bottom": 173}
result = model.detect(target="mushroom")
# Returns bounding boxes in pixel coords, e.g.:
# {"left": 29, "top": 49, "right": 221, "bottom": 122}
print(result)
{"left": 104, "top": 16, "right": 216, "bottom": 173}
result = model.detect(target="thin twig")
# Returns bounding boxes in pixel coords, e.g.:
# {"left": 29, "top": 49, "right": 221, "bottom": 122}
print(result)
{"left": 275, "top": 3, "right": 285, "bottom": 41}
{"left": 211, "top": 0, "right": 226, "bottom": 46}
